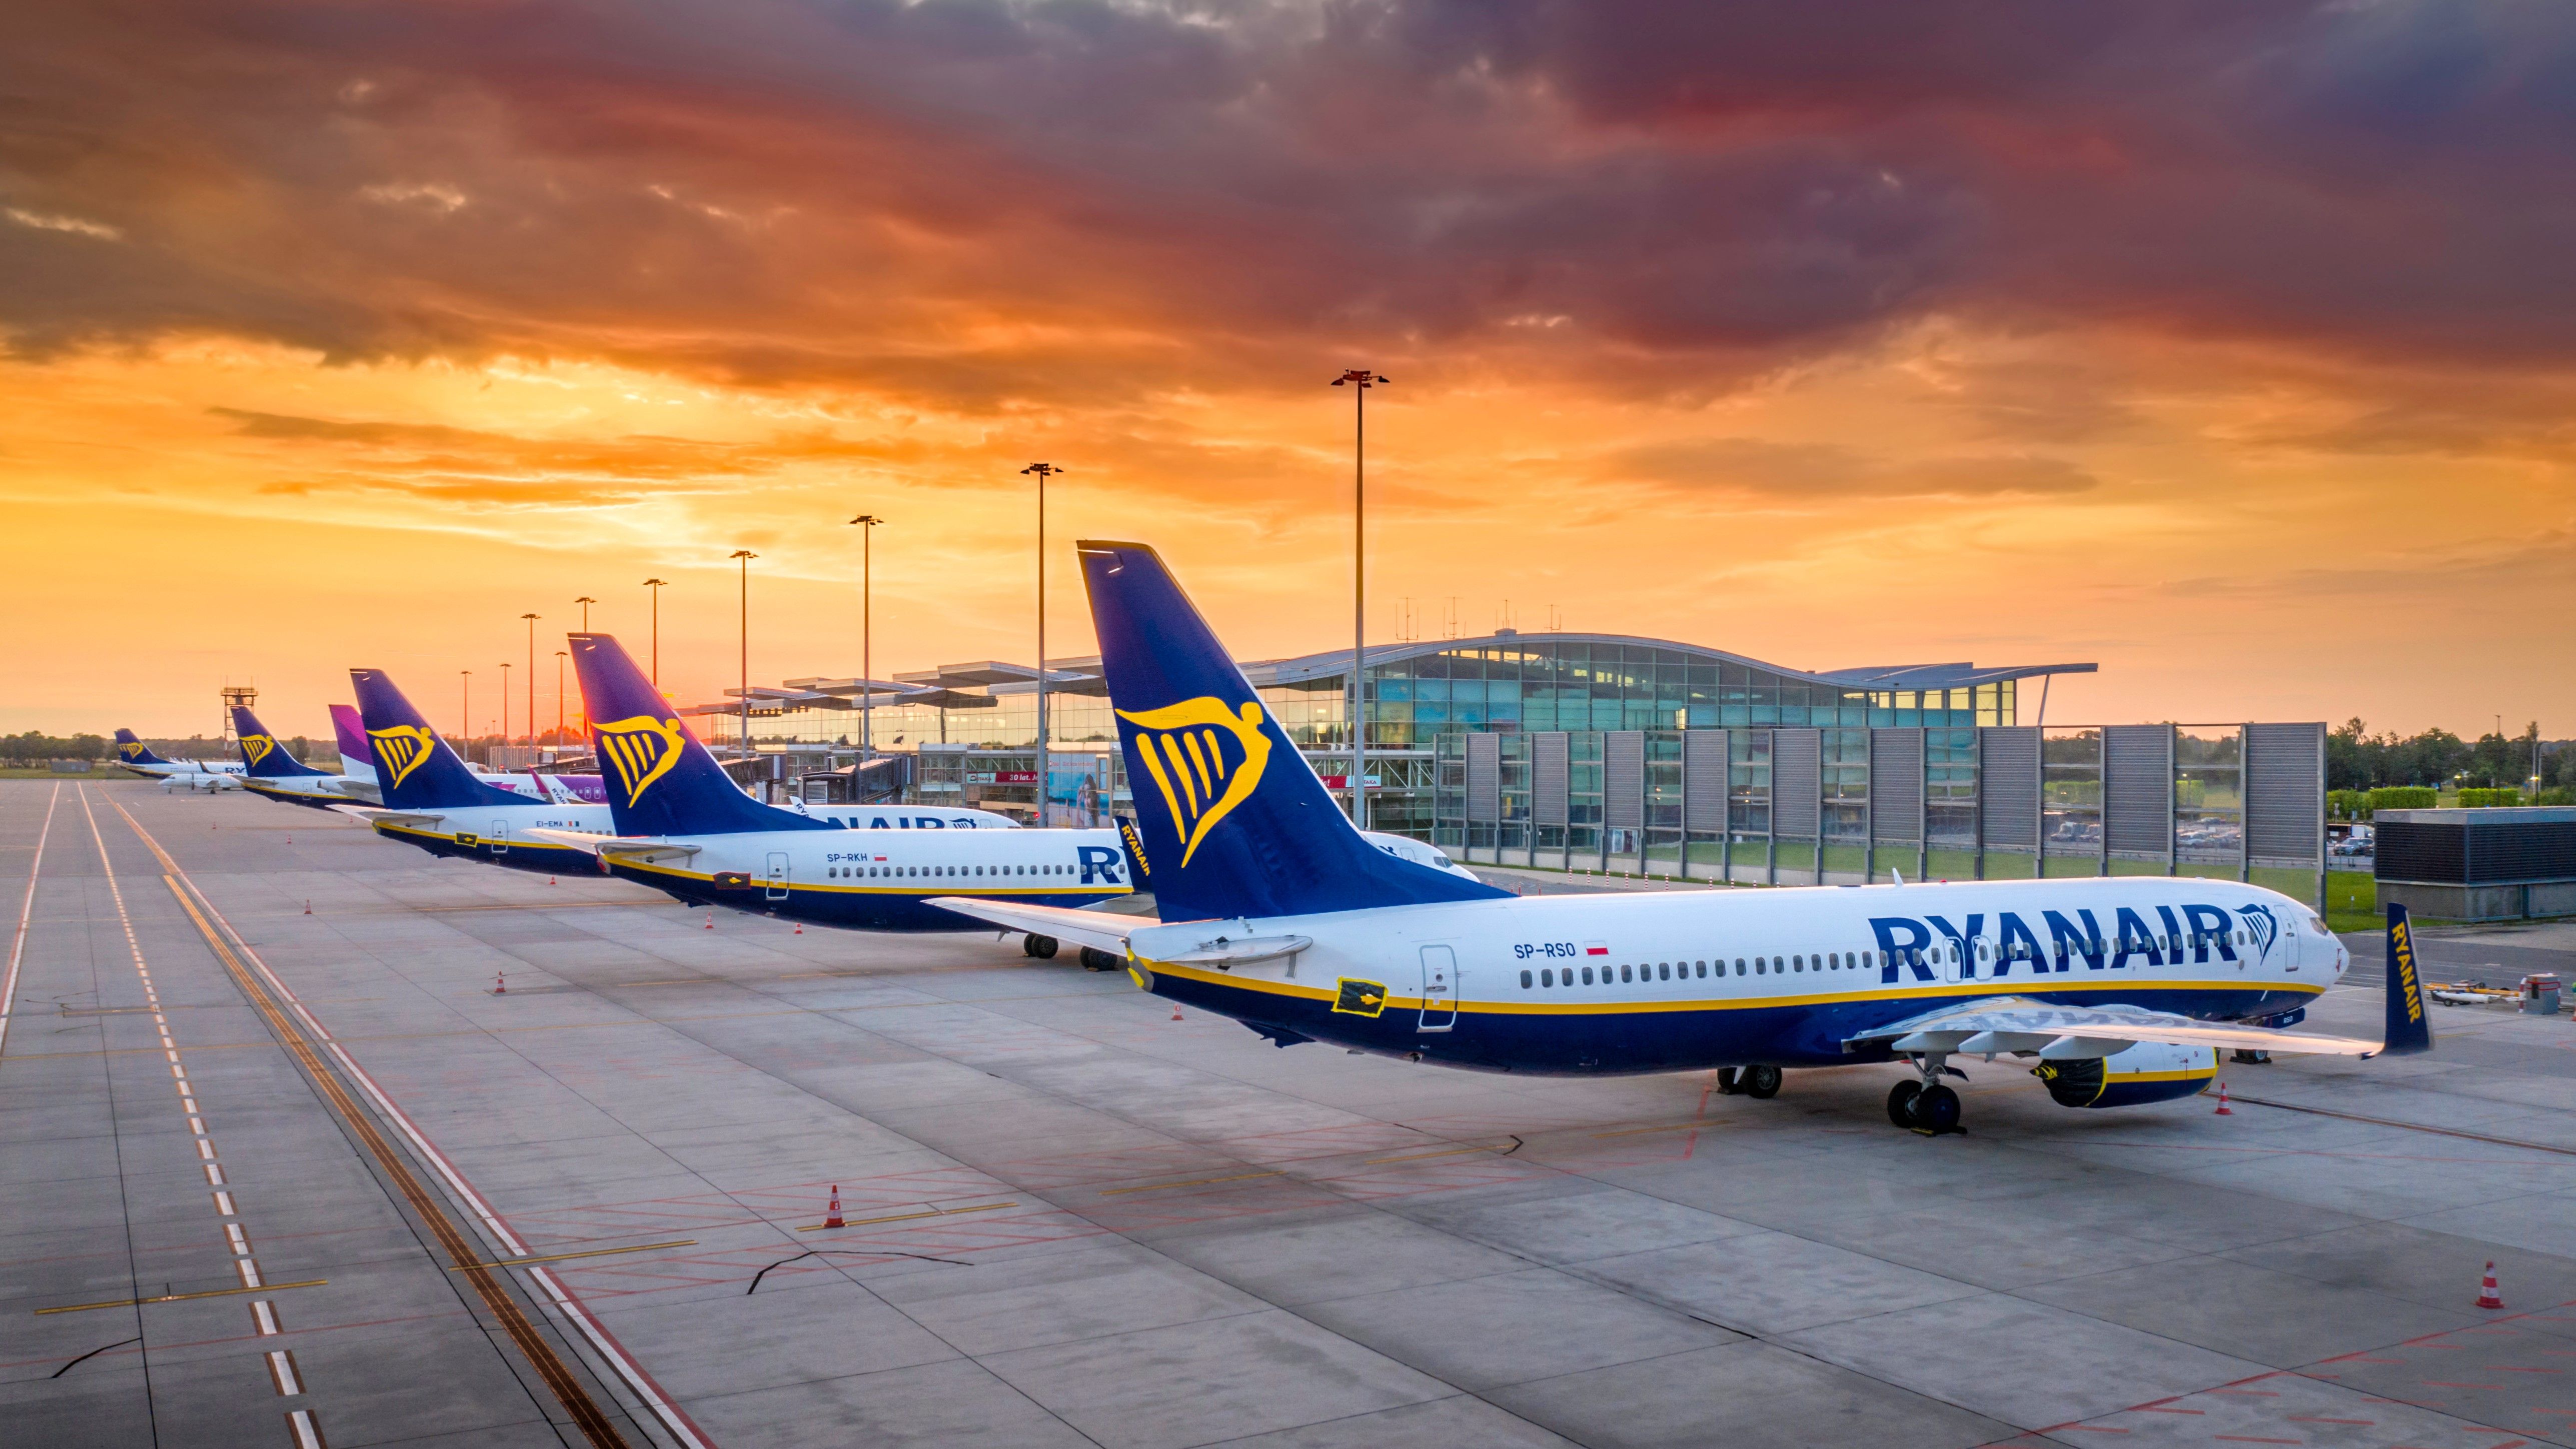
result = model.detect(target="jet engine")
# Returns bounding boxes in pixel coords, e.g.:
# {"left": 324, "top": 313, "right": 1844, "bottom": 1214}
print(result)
{"left": 2032, "top": 1041, "right": 2216, "bottom": 1108}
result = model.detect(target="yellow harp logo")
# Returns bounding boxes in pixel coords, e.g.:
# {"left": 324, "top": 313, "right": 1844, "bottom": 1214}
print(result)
{"left": 1115, "top": 697, "right": 1271, "bottom": 867}
{"left": 595, "top": 715, "right": 689, "bottom": 807}
{"left": 367, "top": 726, "right": 436, "bottom": 789}
{"left": 240, "top": 734, "right": 276, "bottom": 767}
{"left": 120, "top": 740, "right": 145, "bottom": 759}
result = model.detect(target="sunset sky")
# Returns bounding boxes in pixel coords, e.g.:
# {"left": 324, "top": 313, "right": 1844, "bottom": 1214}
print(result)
{"left": 6, "top": 1, "right": 2571, "bottom": 740}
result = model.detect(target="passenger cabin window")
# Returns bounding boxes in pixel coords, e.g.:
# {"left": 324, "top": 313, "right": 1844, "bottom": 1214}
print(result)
{"left": 1582, "top": 966, "right": 1594, "bottom": 985}
{"left": 1520, "top": 970, "right": 1533, "bottom": 988}
{"left": 1541, "top": 968, "right": 1554, "bottom": 986}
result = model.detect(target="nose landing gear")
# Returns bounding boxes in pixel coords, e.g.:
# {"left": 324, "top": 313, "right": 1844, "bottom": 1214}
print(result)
{"left": 1719, "top": 1064, "right": 1782, "bottom": 1098}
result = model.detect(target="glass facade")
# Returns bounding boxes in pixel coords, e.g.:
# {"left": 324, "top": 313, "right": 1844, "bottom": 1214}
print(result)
{"left": 697, "top": 633, "right": 2031, "bottom": 833}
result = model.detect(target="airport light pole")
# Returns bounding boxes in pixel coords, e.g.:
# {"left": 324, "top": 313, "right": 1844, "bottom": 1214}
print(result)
{"left": 555, "top": 650, "right": 568, "bottom": 753}
{"left": 1020, "top": 465, "right": 1060, "bottom": 807}
{"left": 731, "top": 551, "right": 757, "bottom": 764}
{"left": 460, "top": 671, "right": 470, "bottom": 758}
{"left": 498, "top": 663, "right": 511, "bottom": 762}
{"left": 642, "top": 579, "right": 668, "bottom": 688}
{"left": 574, "top": 596, "right": 595, "bottom": 631}
{"left": 521, "top": 613, "right": 540, "bottom": 748}
{"left": 849, "top": 514, "right": 884, "bottom": 760}
{"left": 1331, "top": 369, "right": 1387, "bottom": 828}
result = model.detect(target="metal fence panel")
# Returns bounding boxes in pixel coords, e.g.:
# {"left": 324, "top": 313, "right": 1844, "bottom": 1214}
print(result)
{"left": 1684, "top": 729, "right": 1728, "bottom": 832}
{"left": 1533, "top": 732, "right": 1569, "bottom": 827}
{"left": 1467, "top": 731, "right": 1500, "bottom": 825}
{"left": 1978, "top": 727, "right": 2040, "bottom": 849}
{"left": 2104, "top": 724, "right": 2174, "bottom": 860}
{"left": 1605, "top": 731, "right": 1644, "bottom": 830}
{"left": 1870, "top": 728, "right": 1923, "bottom": 843}
{"left": 1772, "top": 728, "right": 1820, "bottom": 839}
{"left": 2245, "top": 722, "right": 2324, "bottom": 866}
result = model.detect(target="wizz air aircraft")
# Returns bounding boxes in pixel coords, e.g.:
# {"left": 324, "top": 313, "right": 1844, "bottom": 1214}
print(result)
{"left": 327, "top": 705, "right": 381, "bottom": 803}
{"left": 343, "top": 668, "right": 618, "bottom": 876}
{"left": 112, "top": 729, "right": 246, "bottom": 790}
{"left": 231, "top": 705, "right": 379, "bottom": 809}
{"left": 927, "top": 541, "right": 2427, "bottom": 1136}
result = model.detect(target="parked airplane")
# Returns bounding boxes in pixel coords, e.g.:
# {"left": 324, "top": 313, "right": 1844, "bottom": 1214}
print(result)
{"left": 927, "top": 541, "right": 2421, "bottom": 1135}
{"left": 343, "top": 668, "right": 619, "bottom": 876}
{"left": 112, "top": 729, "right": 246, "bottom": 790}
{"left": 327, "top": 705, "right": 382, "bottom": 803}
{"left": 231, "top": 705, "right": 379, "bottom": 809}
{"left": 544, "top": 631, "right": 1134, "bottom": 934}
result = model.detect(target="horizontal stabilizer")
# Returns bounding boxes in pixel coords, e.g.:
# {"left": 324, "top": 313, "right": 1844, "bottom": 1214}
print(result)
{"left": 923, "top": 897, "right": 1138, "bottom": 956}
{"left": 332, "top": 806, "right": 443, "bottom": 829}
{"left": 1848, "top": 998, "right": 2377, "bottom": 1059}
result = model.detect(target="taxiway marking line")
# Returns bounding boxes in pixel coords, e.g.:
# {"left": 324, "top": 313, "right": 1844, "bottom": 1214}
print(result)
{"left": 1098, "top": 1171, "right": 1282, "bottom": 1195}
{"left": 37, "top": 1279, "right": 330, "bottom": 1314}
{"left": 797, "top": 1203, "right": 1015, "bottom": 1231}
{"left": 112, "top": 795, "right": 711, "bottom": 1449}
{"left": 2218, "top": 1091, "right": 2576, "bottom": 1158}
{"left": 151, "top": 871, "right": 632, "bottom": 1449}
{"left": 448, "top": 1240, "right": 698, "bottom": 1270}
{"left": 0, "top": 781, "right": 60, "bottom": 1059}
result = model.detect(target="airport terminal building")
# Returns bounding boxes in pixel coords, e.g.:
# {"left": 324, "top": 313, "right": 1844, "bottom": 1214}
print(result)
{"left": 691, "top": 629, "right": 2329, "bottom": 902}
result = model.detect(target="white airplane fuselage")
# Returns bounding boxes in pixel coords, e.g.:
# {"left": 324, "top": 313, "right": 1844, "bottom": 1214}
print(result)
{"left": 1124, "top": 875, "right": 2341, "bottom": 1074}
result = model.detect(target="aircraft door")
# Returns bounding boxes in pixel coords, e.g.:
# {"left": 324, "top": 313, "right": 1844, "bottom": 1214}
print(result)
{"left": 765, "top": 852, "right": 791, "bottom": 901}
{"left": 488, "top": 820, "right": 510, "bottom": 855}
{"left": 1418, "top": 945, "right": 1458, "bottom": 1032}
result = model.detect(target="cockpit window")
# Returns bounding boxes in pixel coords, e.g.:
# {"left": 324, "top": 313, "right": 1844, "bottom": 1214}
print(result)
{"left": 2303, "top": 914, "right": 2332, "bottom": 936}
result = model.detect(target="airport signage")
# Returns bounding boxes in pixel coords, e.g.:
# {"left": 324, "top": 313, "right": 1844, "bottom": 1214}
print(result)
{"left": 964, "top": 771, "right": 1039, "bottom": 784}
{"left": 1316, "top": 775, "right": 1381, "bottom": 788}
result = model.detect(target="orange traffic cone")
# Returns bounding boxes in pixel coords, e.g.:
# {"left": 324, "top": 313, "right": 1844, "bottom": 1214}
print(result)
{"left": 1170, "top": 1003, "right": 1183, "bottom": 1022}
{"left": 550, "top": 876, "right": 557, "bottom": 885}
{"left": 494, "top": 971, "right": 507, "bottom": 995}
{"left": 705, "top": 913, "right": 714, "bottom": 930}
{"left": 303, "top": 900, "right": 312, "bottom": 915}
{"left": 824, "top": 1184, "right": 844, "bottom": 1229}
{"left": 286, "top": 835, "right": 292, "bottom": 844}
{"left": 2477, "top": 1261, "right": 2503, "bottom": 1309}
{"left": 794, "top": 921, "right": 803, "bottom": 935}
{"left": 2213, "top": 1082, "right": 2232, "bottom": 1115}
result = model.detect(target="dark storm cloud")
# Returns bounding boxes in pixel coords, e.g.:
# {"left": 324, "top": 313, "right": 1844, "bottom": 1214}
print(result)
{"left": 3, "top": 0, "right": 2570, "bottom": 396}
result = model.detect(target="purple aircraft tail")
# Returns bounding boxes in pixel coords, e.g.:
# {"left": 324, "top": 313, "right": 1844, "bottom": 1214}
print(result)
{"left": 567, "top": 632, "right": 827, "bottom": 837}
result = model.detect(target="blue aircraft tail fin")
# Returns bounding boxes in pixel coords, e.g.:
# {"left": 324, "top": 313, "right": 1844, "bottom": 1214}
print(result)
{"left": 2379, "top": 902, "right": 2433, "bottom": 1056}
{"left": 566, "top": 633, "right": 827, "bottom": 837}
{"left": 1076, "top": 540, "right": 1507, "bottom": 922}
{"left": 348, "top": 670, "right": 527, "bottom": 809}
{"left": 230, "top": 705, "right": 328, "bottom": 777}
{"left": 114, "top": 730, "right": 175, "bottom": 767}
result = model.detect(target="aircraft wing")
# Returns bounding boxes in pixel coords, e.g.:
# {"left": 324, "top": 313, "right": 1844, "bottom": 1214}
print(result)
{"left": 1845, "top": 996, "right": 2380, "bottom": 1059}
{"left": 523, "top": 828, "right": 701, "bottom": 863}
{"left": 925, "top": 897, "right": 1138, "bottom": 955}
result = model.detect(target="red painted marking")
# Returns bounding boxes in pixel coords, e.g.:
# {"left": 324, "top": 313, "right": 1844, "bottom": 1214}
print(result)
{"left": 2421, "top": 1380, "right": 2505, "bottom": 1388}
{"left": 2131, "top": 1407, "right": 2205, "bottom": 1414}
{"left": 2055, "top": 1428, "right": 2130, "bottom": 1435}
{"left": 2205, "top": 1388, "right": 2281, "bottom": 1397}
{"left": 2213, "top": 1437, "right": 2302, "bottom": 1444}
{"left": 2287, "top": 1416, "right": 2375, "bottom": 1425}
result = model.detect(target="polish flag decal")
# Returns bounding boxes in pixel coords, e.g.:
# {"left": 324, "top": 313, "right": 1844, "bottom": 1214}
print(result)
{"left": 1585, "top": 941, "right": 1609, "bottom": 956}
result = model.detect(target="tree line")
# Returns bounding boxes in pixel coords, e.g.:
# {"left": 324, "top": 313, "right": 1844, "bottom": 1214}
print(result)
{"left": 2329, "top": 719, "right": 2569, "bottom": 792}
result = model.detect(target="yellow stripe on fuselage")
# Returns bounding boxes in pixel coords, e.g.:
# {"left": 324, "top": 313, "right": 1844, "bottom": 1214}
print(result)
{"left": 605, "top": 857, "right": 1128, "bottom": 898}
{"left": 1137, "top": 957, "right": 2320, "bottom": 1019}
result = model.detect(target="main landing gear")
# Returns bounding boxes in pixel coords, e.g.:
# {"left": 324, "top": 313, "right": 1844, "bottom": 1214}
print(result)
{"left": 1715, "top": 1065, "right": 1782, "bottom": 1099}
{"left": 1887, "top": 1057, "right": 1965, "bottom": 1135}
{"left": 1021, "top": 934, "right": 1059, "bottom": 959}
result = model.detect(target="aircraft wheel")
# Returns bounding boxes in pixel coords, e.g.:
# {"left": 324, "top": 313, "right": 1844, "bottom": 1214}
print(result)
{"left": 1079, "top": 946, "right": 1120, "bottom": 971}
{"left": 1740, "top": 1064, "right": 1783, "bottom": 1099}
{"left": 1913, "top": 1084, "right": 1962, "bottom": 1134}
{"left": 1886, "top": 1080, "right": 1922, "bottom": 1128}
{"left": 1715, "top": 1066, "right": 1742, "bottom": 1095}
{"left": 1024, "top": 934, "right": 1059, "bottom": 959}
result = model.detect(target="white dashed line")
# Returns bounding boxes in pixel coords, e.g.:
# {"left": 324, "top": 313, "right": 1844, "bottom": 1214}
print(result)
{"left": 250, "top": 1299, "right": 281, "bottom": 1336}
{"left": 265, "top": 1349, "right": 303, "bottom": 1396}
{"left": 285, "top": 1406, "right": 326, "bottom": 1447}
{"left": 0, "top": 782, "right": 63, "bottom": 1060}
{"left": 227, "top": 1222, "right": 253, "bottom": 1255}
{"left": 214, "top": 1190, "right": 236, "bottom": 1215}
{"left": 204, "top": 1162, "right": 226, "bottom": 1186}
{"left": 238, "top": 1259, "right": 263, "bottom": 1289}
{"left": 197, "top": 1138, "right": 217, "bottom": 1161}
